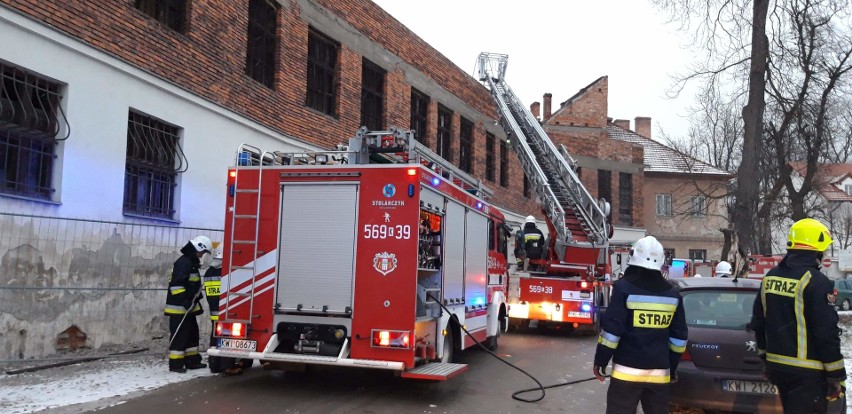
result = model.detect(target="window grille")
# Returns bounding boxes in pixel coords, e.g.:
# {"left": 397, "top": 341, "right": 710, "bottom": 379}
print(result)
{"left": 459, "top": 117, "right": 473, "bottom": 173}
{"left": 689, "top": 249, "right": 707, "bottom": 261}
{"left": 619, "top": 172, "right": 633, "bottom": 225}
{"left": 306, "top": 28, "right": 338, "bottom": 116}
{"left": 410, "top": 88, "right": 429, "bottom": 145}
{"left": 247, "top": 0, "right": 278, "bottom": 88}
{"left": 361, "top": 59, "right": 385, "bottom": 131}
{"left": 500, "top": 138, "right": 509, "bottom": 187}
{"left": 0, "top": 63, "right": 68, "bottom": 200}
{"left": 656, "top": 193, "right": 672, "bottom": 216}
{"left": 437, "top": 105, "right": 452, "bottom": 162}
{"left": 135, "top": 0, "right": 186, "bottom": 32}
{"left": 485, "top": 132, "right": 495, "bottom": 182}
{"left": 123, "top": 111, "right": 186, "bottom": 219}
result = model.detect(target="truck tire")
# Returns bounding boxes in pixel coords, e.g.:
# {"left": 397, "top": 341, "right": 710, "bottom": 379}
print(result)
{"left": 440, "top": 330, "right": 454, "bottom": 363}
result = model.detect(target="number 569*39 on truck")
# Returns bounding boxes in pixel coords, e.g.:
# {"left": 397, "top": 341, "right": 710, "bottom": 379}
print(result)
{"left": 206, "top": 127, "right": 512, "bottom": 381}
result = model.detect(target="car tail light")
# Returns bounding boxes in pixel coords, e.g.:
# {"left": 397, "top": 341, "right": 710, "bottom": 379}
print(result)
{"left": 371, "top": 329, "right": 411, "bottom": 349}
{"left": 215, "top": 322, "right": 246, "bottom": 338}
{"left": 681, "top": 348, "right": 693, "bottom": 361}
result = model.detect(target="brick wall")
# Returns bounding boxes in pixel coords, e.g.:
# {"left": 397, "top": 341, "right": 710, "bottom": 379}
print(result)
{"left": 0, "top": 0, "right": 540, "bottom": 217}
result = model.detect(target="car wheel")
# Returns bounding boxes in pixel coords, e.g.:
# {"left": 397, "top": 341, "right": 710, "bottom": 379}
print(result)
{"left": 842, "top": 299, "right": 850, "bottom": 311}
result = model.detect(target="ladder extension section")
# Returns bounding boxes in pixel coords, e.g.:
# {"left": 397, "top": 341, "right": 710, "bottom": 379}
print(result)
{"left": 476, "top": 52, "right": 609, "bottom": 255}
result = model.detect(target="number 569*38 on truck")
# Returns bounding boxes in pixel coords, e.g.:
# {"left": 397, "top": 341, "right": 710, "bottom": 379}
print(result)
{"left": 206, "top": 127, "right": 512, "bottom": 381}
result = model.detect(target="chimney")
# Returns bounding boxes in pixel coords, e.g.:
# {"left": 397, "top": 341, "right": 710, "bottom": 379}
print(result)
{"left": 614, "top": 119, "right": 630, "bottom": 130}
{"left": 531, "top": 102, "right": 541, "bottom": 120}
{"left": 543, "top": 93, "right": 552, "bottom": 119}
{"left": 635, "top": 116, "right": 651, "bottom": 138}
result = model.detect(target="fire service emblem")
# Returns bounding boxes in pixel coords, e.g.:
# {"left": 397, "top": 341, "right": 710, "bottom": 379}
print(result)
{"left": 373, "top": 251, "right": 398, "bottom": 276}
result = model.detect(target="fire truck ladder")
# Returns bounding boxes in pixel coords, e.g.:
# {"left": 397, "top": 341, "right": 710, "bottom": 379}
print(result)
{"left": 224, "top": 144, "right": 272, "bottom": 324}
{"left": 476, "top": 52, "right": 609, "bottom": 262}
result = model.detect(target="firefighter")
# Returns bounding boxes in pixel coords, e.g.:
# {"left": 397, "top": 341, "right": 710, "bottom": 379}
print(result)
{"left": 513, "top": 226, "right": 525, "bottom": 269}
{"left": 521, "top": 215, "right": 544, "bottom": 271}
{"left": 593, "top": 235, "right": 689, "bottom": 414}
{"left": 164, "top": 235, "right": 211, "bottom": 373}
{"left": 203, "top": 246, "right": 223, "bottom": 369}
{"left": 715, "top": 261, "right": 732, "bottom": 278}
{"left": 751, "top": 218, "right": 846, "bottom": 413}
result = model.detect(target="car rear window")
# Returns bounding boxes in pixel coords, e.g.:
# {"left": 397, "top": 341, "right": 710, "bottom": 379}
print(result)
{"left": 681, "top": 290, "right": 756, "bottom": 330}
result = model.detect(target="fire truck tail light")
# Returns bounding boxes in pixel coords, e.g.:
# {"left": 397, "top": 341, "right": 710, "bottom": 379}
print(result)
{"left": 407, "top": 168, "right": 417, "bottom": 176}
{"left": 215, "top": 322, "right": 246, "bottom": 338}
{"left": 580, "top": 281, "right": 589, "bottom": 289}
{"left": 371, "top": 330, "right": 411, "bottom": 349}
{"left": 233, "top": 323, "right": 244, "bottom": 337}
{"left": 229, "top": 170, "right": 236, "bottom": 178}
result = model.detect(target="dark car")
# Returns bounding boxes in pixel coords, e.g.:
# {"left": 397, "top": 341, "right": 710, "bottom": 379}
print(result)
{"left": 834, "top": 279, "right": 852, "bottom": 311}
{"left": 668, "top": 277, "right": 845, "bottom": 413}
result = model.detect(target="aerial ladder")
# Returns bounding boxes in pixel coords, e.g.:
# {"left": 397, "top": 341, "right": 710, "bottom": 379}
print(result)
{"left": 477, "top": 52, "right": 612, "bottom": 330}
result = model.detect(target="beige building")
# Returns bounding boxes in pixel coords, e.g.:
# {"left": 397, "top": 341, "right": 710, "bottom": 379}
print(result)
{"left": 609, "top": 125, "right": 732, "bottom": 261}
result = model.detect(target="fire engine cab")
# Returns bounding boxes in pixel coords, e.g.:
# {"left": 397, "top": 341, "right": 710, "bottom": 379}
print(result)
{"left": 207, "top": 127, "right": 511, "bottom": 381}
{"left": 477, "top": 53, "right": 613, "bottom": 332}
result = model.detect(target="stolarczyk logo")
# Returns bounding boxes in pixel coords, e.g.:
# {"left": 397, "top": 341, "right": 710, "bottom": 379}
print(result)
{"left": 383, "top": 184, "right": 396, "bottom": 197}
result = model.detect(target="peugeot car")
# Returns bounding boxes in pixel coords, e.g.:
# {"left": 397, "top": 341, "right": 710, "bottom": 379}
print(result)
{"left": 668, "top": 277, "right": 846, "bottom": 413}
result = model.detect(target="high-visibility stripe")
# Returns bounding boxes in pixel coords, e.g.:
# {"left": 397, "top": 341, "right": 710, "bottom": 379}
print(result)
{"left": 169, "top": 350, "right": 185, "bottom": 359}
{"left": 766, "top": 352, "right": 825, "bottom": 370}
{"left": 203, "top": 276, "right": 222, "bottom": 282}
{"left": 669, "top": 337, "right": 687, "bottom": 353}
{"left": 186, "top": 347, "right": 199, "bottom": 356}
{"left": 600, "top": 330, "right": 620, "bottom": 344}
{"left": 210, "top": 315, "right": 219, "bottom": 321}
{"left": 612, "top": 364, "right": 670, "bottom": 383}
{"left": 188, "top": 273, "right": 201, "bottom": 282}
{"left": 164, "top": 305, "right": 186, "bottom": 315}
{"left": 825, "top": 359, "right": 845, "bottom": 371}
{"left": 170, "top": 286, "right": 186, "bottom": 295}
{"left": 598, "top": 335, "right": 618, "bottom": 349}
{"left": 626, "top": 295, "right": 678, "bottom": 312}
{"left": 795, "top": 272, "right": 812, "bottom": 359}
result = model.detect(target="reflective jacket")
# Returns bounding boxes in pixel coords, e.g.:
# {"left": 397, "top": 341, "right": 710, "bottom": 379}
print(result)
{"left": 594, "top": 266, "right": 688, "bottom": 384}
{"left": 164, "top": 242, "right": 203, "bottom": 316}
{"left": 522, "top": 222, "right": 544, "bottom": 260}
{"left": 751, "top": 251, "right": 846, "bottom": 380}
{"left": 203, "top": 266, "right": 222, "bottom": 321}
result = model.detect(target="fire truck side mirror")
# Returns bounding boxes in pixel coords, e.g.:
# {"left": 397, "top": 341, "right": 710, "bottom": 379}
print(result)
{"left": 616, "top": 254, "right": 622, "bottom": 265}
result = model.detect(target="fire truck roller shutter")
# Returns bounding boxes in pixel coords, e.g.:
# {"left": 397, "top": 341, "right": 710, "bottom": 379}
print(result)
{"left": 277, "top": 183, "right": 358, "bottom": 314}
{"left": 443, "top": 201, "right": 466, "bottom": 305}
{"left": 464, "top": 211, "right": 488, "bottom": 308}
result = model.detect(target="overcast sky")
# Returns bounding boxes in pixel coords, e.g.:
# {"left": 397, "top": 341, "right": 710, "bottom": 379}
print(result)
{"left": 371, "top": 0, "right": 700, "bottom": 141}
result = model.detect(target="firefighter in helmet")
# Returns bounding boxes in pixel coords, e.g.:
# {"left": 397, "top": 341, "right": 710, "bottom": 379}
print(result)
{"left": 521, "top": 215, "right": 545, "bottom": 271}
{"left": 593, "top": 235, "right": 689, "bottom": 414}
{"left": 751, "top": 218, "right": 846, "bottom": 413}
{"left": 164, "top": 235, "right": 211, "bottom": 373}
{"left": 203, "top": 245, "right": 223, "bottom": 371}
{"left": 715, "top": 261, "right": 732, "bottom": 278}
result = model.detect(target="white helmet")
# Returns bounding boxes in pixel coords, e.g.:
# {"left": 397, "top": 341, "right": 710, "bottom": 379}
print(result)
{"left": 627, "top": 236, "right": 665, "bottom": 271}
{"left": 715, "top": 261, "right": 732, "bottom": 277}
{"left": 190, "top": 235, "right": 213, "bottom": 253}
{"left": 694, "top": 274, "right": 702, "bottom": 278}
{"left": 525, "top": 215, "right": 536, "bottom": 224}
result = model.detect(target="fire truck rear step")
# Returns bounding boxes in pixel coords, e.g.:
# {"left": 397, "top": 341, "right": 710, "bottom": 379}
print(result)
{"left": 400, "top": 363, "right": 468, "bottom": 380}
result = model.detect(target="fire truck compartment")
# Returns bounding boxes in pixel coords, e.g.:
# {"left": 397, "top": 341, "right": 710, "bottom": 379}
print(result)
{"left": 277, "top": 183, "right": 358, "bottom": 315}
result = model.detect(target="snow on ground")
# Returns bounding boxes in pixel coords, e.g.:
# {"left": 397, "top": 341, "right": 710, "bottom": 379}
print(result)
{"left": 1, "top": 313, "right": 852, "bottom": 413}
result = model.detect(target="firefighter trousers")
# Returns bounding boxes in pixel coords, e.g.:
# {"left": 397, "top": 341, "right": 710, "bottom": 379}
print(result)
{"left": 768, "top": 371, "right": 829, "bottom": 413}
{"left": 168, "top": 314, "right": 201, "bottom": 370}
{"left": 605, "top": 378, "right": 669, "bottom": 414}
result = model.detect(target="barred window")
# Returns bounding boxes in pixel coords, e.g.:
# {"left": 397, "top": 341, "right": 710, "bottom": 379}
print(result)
{"left": 437, "top": 105, "right": 452, "bottom": 162}
{"left": 618, "top": 172, "right": 633, "bottom": 225}
{"left": 485, "top": 132, "right": 495, "bottom": 182}
{"left": 689, "top": 249, "right": 707, "bottom": 261}
{"left": 598, "top": 169, "right": 612, "bottom": 201}
{"left": 500, "top": 138, "right": 509, "bottom": 188}
{"left": 459, "top": 117, "right": 473, "bottom": 173}
{"left": 361, "top": 58, "right": 385, "bottom": 131}
{"left": 656, "top": 193, "right": 672, "bottom": 216}
{"left": 306, "top": 28, "right": 338, "bottom": 116}
{"left": 246, "top": 0, "right": 278, "bottom": 88}
{"left": 410, "top": 88, "right": 429, "bottom": 145}
{"left": 0, "top": 63, "right": 67, "bottom": 200}
{"left": 135, "top": 0, "right": 186, "bottom": 32}
{"left": 124, "top": 111, "right": 187, "bottom": 220}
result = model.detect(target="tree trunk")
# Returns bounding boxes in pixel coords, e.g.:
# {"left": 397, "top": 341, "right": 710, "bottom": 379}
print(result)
{"left": 720, "top": 228, "right": 733, "bottom": 262}
{"left": 734, "top": 0, "right": 769, "bottom": 275}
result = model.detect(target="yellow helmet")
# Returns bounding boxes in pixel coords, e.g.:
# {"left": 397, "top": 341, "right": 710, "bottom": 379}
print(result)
{"left": 787, "top": 218, "right": 833, "bottom": 252}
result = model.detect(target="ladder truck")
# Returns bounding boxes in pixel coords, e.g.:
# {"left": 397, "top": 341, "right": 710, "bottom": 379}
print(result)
{"left": 477, "top": 52, "right": 613, "bottom": 332}
{"left": 206, "top": 127, "right": 512, "bottom": 381}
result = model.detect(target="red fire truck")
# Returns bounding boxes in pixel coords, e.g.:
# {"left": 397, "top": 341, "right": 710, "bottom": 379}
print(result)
{"left": 478, "top": 53, "right": 612, "bottom": 332}
{"left": 206, "top": 127, "right": 512, "bottom": 380}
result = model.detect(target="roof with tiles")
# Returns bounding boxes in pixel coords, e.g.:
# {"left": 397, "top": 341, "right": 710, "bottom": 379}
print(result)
{"left": 789, "top": 162, "right": 852, "bottom": 202}
{"left": 607, "top": 124, "right": 732, "bottom": 177}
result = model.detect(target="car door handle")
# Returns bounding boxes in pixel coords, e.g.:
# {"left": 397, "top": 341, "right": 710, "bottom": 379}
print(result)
{"left": 742, "top": 357, "right": 762, "bottom": 364}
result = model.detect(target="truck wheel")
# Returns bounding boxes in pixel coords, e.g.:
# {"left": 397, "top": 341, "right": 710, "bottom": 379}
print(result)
{"left": 208, "top": 355, "right": 223, "bottom": 373}
{"left": 499, "top": 306, "right": 509, "bottom": 334}
{"left": 239, "top": 359, "right": 254, "bottom": 369}
{"left": 440, "top": 330, "right": 454, "bottom": 363}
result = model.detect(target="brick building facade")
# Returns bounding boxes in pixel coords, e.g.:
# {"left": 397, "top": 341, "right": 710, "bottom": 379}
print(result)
{"left": 0, "top": 0, "right": 539, "bottom": 360}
